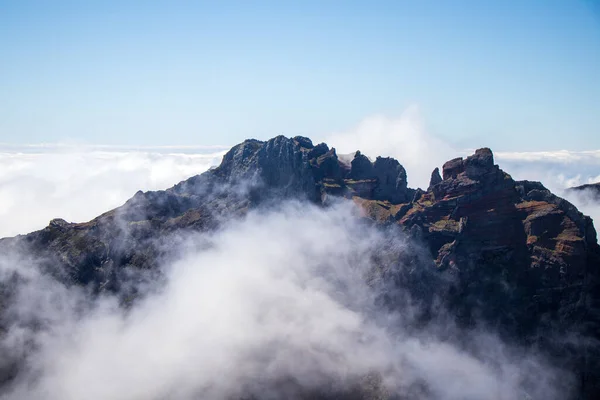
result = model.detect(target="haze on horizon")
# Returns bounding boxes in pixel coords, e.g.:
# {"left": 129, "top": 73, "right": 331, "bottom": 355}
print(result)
{"left": 1, "top": 0, "right": 599, "bottom": 151}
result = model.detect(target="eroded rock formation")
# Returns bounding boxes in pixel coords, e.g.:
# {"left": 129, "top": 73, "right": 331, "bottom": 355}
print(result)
{"left": 1, "top": 135, "right": 599, "bottom": 398}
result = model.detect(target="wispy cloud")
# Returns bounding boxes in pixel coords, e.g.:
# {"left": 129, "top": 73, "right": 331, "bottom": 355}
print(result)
{"left": 320, "top": 105, "right": 456, "bottom": 190}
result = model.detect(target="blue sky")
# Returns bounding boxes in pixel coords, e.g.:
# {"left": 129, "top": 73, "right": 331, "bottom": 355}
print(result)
{"left": 1, "top": 0, "right": 599, "bottom": 151}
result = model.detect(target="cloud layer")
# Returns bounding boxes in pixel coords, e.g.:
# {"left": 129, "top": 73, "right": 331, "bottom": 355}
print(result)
{"left": 0, "top": 112, "right": 596, "bottom": 399}
{"left": 1, "top": 110, "right": 599, "bottom": 238}
{"left": 1, "top": 202, "right": 572, "bottom": 399}
{"left": 0, "top": 148, "right": 225, "bottom": 237}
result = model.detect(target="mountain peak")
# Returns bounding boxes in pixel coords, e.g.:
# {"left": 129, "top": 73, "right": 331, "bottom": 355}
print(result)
{"left": 2, "top": 135, "right": 600, "bottom": 397}
{"left": 212, "top": 135, "right": 413, "bottom": 204}
{"left": 442, "top": 147, "right": 495, "bottom": 181}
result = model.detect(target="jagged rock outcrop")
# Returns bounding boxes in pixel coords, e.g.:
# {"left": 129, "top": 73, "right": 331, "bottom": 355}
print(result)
{"left": 205, "top": 135, "right": 413, "bottom": 204}
{"left": 357, "top": 147, "right": 600, "bottom": 398}
{"left": 1, "top": 136, "right": 600, "bottom": 398}
{"left": 372, "top": 157, "right": 409, "bottom": 204}
{"left": 0, "top": 136, "right": 416, "bottom": 289}
{"left": 348, "top": 151, "right": 374, "bottom": 180}
{"left": 427, "top": 167, "right": 442, "bottom": 191}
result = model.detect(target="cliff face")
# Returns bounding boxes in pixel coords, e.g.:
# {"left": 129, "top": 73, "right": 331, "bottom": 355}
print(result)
{"left": 0, "top": 136, "right": 415, "bottom": 295}
{"left": 211, "top": 135, "right": 413, "bottom": 204}
{"left": 356, "top": 148, "right": 600, "bottom": 398}
{"left": 1, "top": 135, "right": 600, "bottom": 398}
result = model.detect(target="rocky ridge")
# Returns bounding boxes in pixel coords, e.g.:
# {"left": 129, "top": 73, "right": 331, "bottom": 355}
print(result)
{"left": 1, "top": 135, "right": 600, "bottom": 398}
{"left": 568, "top": 182, "right": 600, "bottom": 201}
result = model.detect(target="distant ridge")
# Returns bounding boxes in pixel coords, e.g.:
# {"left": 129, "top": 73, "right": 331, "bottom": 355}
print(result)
{"left": 568, "top": 182, "right": 600, "bottom": 201}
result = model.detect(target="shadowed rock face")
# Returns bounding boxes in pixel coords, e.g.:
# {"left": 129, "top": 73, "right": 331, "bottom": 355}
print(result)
{"left": 206, "top": 136, "right": 413, "bottom": 204}
{"left": 427, "top": 168, "right": 442, "bottom": 191}
{"left": 1, "top": 135, "right": 600, "bottom": 398}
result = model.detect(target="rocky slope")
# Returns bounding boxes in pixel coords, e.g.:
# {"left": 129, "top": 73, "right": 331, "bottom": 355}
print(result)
{"left": 1, "top": 135, "right": 600, "bottom": 398}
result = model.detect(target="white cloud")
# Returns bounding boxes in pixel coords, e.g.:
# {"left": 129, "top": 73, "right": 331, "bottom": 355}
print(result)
{"left": 495, "top": 150, "right": 600, "bottom": 164}
{"left": 1, "top": 202, "right": 571, "bottom": 399}
{"left": 317, "top": 107, "right": 600, "bottom": 231}
{"left": 1, "top": 113, "right": 599, "bottom": 239}
{"left": 0, "top": 113, "right": 595, "bottom": 399}
{"left": 319, "top": 105, "right": 457, "bottom": 190}
{"left": 0, "top": 149, "right": 225, "bottom": 237}
{"left": 494, "top": 152, "right": 600, "bottom": 226}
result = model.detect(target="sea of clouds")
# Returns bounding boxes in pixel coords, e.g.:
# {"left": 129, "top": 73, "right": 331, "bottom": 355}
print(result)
{"left": 0, "top": 145, "right": 227, "bottom": 237}
{"left": 0, "top": 109, "right": 597, "bottom": 399}
{"left": 1, "top": 108, "right": 598, "bottom": 238}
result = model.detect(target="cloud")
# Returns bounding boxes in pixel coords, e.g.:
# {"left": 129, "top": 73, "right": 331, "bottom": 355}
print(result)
{"left": 0, "top": 202, "right": 572, "bottom": 399}
{"left": 319, "top": 105, "right": 457, "bottom": 190}
{"left": 494, "top": 150, "right": 600, "bottom": 164}
{"left": 0, "top": 149, "right": 225, "bottom": 237}
{"left": 494, "top": 152, "right": 600, "bottom": 191}
{"left": 493, "top": 152, "right": 600, "bottom": 227}
{"left": 0, "top": 143, "right": 230, "bottom": 153}
{"left": 1, "top": 112, "right": 599, "bottom": 241}
{"left": 317, "top": 107, "right": 600, "bottom": 231}
{"left": 0, "top": 112, "right": 595, "bottom": 398}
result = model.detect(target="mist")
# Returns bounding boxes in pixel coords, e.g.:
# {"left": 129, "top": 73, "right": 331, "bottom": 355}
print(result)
{"left": 0, "top": 114, "right": 597, "bottom": 399}
{"left": 321, "top": 106, "right": 455, "bottom": 190}
{"left": 0, "top": 201, "right": 572, "bottom": 399}
{"left": 320, "top": 109, "right": 600, "bottom": 227}
{"left": 2, "top": 112, "right": 599, "bottom": 239}
{"left": 494, "top": 151, "right": 600, "bottom": 226}
{"left": 0, "top": 147, "right": 225, "bottom": 237}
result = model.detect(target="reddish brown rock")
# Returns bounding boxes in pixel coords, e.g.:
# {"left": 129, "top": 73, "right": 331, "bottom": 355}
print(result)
{"left": 1, "top": 138, "right": 599, "bottom": 398}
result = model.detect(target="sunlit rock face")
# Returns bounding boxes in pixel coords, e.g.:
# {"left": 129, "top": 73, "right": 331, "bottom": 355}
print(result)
{"left": 1, "top": 135, "right": 600, "bottom": 399}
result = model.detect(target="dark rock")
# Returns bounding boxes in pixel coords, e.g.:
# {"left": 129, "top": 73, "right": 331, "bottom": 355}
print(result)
{"left": 515, "top": 180, "right": 547, "bottom": 197}
{"left": 442, "top": 157, "right": 464, "bottom": 180}
{"left": 293, "top": 136, "right": 314, "bottom": 149}
{"left": 412, "top": 188, "right": 424, "bottom": 203}
{"left": 349, "top": 151, "right": 374, "bottom": 180}
{"left": 372, "top": 157, "right": 409, "bottom": 204}
{"left": 255, "top": 135, "right": 317, "bottom": 200}
{"left": 49, "top": 218, "right": 70, "bottom": 229}
{"left": 1, "top": 138, "right": 599, "bottom": 398}
{"left": 308, "top": 142, "right": 329, "bottom": 159}
{"left": 428, "top": 167, "right": 442, "bottom": 190}
{"left": 442, "top": 148, "right": 495, "bottom": 182}
{"left": 463, "top": 147, "right": 494, "bottom": 179}
{"left": 390, "top": 148, "right": 600, "bottom": 397}
{"left": 215, "top": 138, "right": 264, "bottom": 182}
{"left": 313, "top": 148, "right": 342, "bottom": 182}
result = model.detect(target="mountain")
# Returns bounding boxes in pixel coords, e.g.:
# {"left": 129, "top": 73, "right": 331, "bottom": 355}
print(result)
{"left": 1, "top": 135, "right": 600, "bottom": 399}
{"left": 568, "top": 182, "right": 600, "bottom": 201}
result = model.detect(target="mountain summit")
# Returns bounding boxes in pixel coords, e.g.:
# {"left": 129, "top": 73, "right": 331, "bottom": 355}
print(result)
{"left": 1, "top": 135, "right": 600, "bottom": 398}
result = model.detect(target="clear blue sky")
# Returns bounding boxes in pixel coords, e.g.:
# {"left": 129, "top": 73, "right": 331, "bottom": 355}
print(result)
{"left": 1, "top": 0, "right": 599, "bottom": 151}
